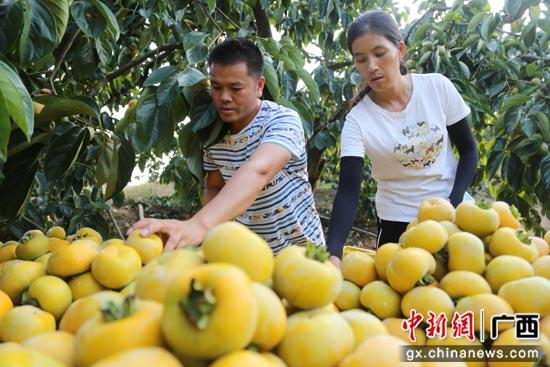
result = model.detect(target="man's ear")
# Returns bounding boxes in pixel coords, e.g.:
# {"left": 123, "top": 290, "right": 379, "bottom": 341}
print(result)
{"left": 256, "top": 76, "right": 266, "bottom": 97}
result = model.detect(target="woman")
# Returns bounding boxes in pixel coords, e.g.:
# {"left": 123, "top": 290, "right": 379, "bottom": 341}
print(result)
{"left": 327, "top": 10, "right": 478, "bottom": 260}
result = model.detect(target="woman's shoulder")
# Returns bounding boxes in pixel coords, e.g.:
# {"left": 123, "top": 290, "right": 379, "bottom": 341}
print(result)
{"left": 412, "top": 73, "right": 454, "bottom": 93}
{"left": 412, "top": 72, "right": 450, "bottom": 84}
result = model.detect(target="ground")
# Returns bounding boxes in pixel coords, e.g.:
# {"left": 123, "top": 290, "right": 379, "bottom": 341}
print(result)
{"left": 115, "top": 182, "right": 378, "bottom": 249}
{"left": 116, "top": 182, "right": 550, "bottom": 249}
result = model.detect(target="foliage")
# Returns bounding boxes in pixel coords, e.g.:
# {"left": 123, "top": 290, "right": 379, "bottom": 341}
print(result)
{"left": 0, "top": 0, "right": 548, "bottom": 240}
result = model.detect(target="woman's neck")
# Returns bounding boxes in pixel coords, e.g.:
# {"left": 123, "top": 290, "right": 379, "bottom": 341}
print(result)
{"left": 369, "top": 74, "right": 412, "bottom": 112}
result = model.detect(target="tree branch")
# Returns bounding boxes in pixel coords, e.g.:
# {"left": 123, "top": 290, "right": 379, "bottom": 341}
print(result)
{"left": 102, "top": 50, "right": 174, "bottom": 106}
{"left": 253, "top": 0, "right": 272, "bottom": 38}
{"left": 87, "top": 42, "right": 184, "bottom": 97}
{"left": 108, "top": 208, "right": 124, "bottom": 239}
{"left": 49, "top": 29, "right": 81, "bottom": 95}
{"left": 327, "top": 60, "right": 353, "bottom": 70}
{"left": 215, "top": 6, "right": 240, "bottom": 30}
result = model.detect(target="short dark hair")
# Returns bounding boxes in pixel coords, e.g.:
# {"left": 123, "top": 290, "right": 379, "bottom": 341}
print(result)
{"left": 208, "top": 38, "right": 264, "bottom": 78}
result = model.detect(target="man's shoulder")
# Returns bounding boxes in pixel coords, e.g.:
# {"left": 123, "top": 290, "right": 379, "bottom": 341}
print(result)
{"left": 260, "top": 100, "right": 301, "bottom": 121}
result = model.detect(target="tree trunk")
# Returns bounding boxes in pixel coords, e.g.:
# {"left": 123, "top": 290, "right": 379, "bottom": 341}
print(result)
{"left": 253, "top": 1, "right": 272, "bottom": 38}
{"left": 307, "top": 146, "right": 325, "bottom": 191}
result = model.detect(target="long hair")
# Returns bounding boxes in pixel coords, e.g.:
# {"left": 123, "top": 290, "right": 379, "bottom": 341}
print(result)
{"left": 347, "top": 10, "right": 409, "bottom": 108}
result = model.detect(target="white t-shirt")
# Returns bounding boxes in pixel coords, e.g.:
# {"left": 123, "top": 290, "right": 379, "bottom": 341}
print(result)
{"left": 340, "top": 73, "right": 470, "bottom": 222}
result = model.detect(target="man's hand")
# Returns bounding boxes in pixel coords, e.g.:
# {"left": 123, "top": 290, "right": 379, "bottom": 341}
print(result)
{"left": 128, "top": 217, "right": 210, "bottom": 252}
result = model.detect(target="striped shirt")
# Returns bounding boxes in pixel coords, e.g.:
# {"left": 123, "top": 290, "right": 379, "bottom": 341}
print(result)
{"left": 203, "top": 100, "right": 325, "bottom": 253}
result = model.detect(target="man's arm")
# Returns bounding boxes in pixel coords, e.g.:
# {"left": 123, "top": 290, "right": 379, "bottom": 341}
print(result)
{"left": 204, "top": 170, "right": 225, "bottom": 204}
{"left": 129, "top": 143, "right": 291, "bottom": 251}
{"left": 195, "top": 143, "right": 291, "bottom": 228}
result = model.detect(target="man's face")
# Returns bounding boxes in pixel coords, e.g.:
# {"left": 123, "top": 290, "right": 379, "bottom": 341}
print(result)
{"left": 210, "top": 62, "right": 265, "bottom": 131}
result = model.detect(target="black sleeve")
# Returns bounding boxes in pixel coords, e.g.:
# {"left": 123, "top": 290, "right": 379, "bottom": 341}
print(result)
{"left": 447, "top": 117, "right": 479, "bottom": 207}
{"left": 326, "top": 156, "right": 364, "bottom": 258}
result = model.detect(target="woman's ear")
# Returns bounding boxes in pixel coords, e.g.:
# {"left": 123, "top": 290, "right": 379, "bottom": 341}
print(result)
{"left": 399, "top": 41, "right": 407, "bottom": 60}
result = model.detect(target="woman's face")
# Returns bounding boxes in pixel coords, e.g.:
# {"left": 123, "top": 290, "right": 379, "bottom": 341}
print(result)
{"left": 351, "top": 32, "right": 406, "bottom": 93}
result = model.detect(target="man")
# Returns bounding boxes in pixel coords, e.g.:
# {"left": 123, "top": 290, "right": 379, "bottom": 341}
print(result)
{"left": 129, "top": 38, "right": 325, "bottom": 253}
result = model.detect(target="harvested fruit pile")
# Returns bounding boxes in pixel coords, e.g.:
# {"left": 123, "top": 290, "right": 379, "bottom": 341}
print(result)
{"left": 0, "top": 198, "right": 549, "bottom": 367}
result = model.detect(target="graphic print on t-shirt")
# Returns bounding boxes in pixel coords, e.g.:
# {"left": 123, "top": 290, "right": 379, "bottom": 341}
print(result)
{"left": 393, "top": 121, "right": 444, "bottom": 169}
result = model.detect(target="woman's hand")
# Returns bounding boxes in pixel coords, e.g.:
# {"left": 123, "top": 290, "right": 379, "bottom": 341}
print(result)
{"left": 329, "top": 255, "right": 341, "bottom": 269}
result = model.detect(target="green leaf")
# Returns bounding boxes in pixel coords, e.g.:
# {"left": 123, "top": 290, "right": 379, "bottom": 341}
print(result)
{"left": 171, "top": 95, "right": 190, "bottom": 125}
{"left": 468, "top": 12, "right": 486, "bottom": 32}
{"left": 177, "top": 67, "right": 206, "bottom": 87}
{"left": 182, "top": 31, "right": 207, "bottom": 50}
{"left": 504, "top": 153, "right": 523, "bottom": 192}
{"left": 260, "top": 39, "right": 279, "bottom": 57}
{"left": 34, "top": 95, "right": 100, "bottom": 123}
{"left": 291, "top": 100, "right": 314, "bottom": 138}
{"left": 71, "top": 0, "right": 119, "bottom": 41}
{"left": 186, "top": 44, "right": 208, "bottom": 65}
{"left": 0, "top": 91, "right": 10, "bottom": 161}
{"left": 313, "top": 131, "right": 336, "bottom": 150}
{"left": 487, "top": 145, "right": 504, "bottom": 178}
{"left": 263, "top": 60, "right": 279, "bottom": 100}
{"left": 541, "top": 155, "right": 550, "bottom": 192}
{"left": 480, "top": 14, "right": 494, "bottom": 40}
{"left": 19, "top": 0, "right": 71, "bottom": 64}
{"left": 487, "top": 81, "right": 506, "bottom": 97}
{"left": 178, "top": 123, "right": 200, "bottom": 158}
{"left": 90, "top": 0, "right": 119, "bottom": 41}
{"left": 183, "top": 32, "right": 208, "bottom": 64}
{"left": 96, "top": 135, "right": 122, "bottom": 198}
{"left": 187, "top": 89, "right": 217, "bottom": 133}
{"left": 503, "top": 107, "right": 522, "bottom": 134}
{"left": 71, "top": 1, "right": 106, "bottom": 38}
{"left": 144, "top": 66, "right": 176, "bottom": 86}
{"left": 207, "top": 0, "right": 216, "bottom": 13}
{"left": 505, "top": 0, "right": 522, "bottom": 19}
{"left": 418, "top": 51, "right": 431, "bottom": 66}
{"left": 513, "top": 138, "right": 542, "bottom": 158}
{"left": 521, "top": 21, "right": 537, "bottom": 48}
{"left": 204, "top": 120, "right": 225, "bottom": 147}
{"left": 0, "top": 60, "right": 34, "bottom": 139}
{"left": 539, "top": 18, "right": 550, "bottom": 34}
{"left": 415, "top": 23, "right": 432, "bottom": 40}
{"left": 534, "top": 112, "right": 550, "bottom": 142}
{"left": 44, "top": 123, "right": 88, "bottom": 182}
{"left": 190, "top": 102, "right": 218, "bottom": 133}
{"left": 525, "top": 63, "right": 539, "bottom": 77}
{"left": 458, "top": 61, "right": 470, "bottom": 79}
{"left": 296, "top": 67, "right": 320, "bottom": 103}
{"left": 0, "top": 1, "right": 25, "bottom": 55}
{"left": 94, "top": 34, "right": 113, "bottom": 66}
{"left": 0, "top": 142, "right": 42, "bottom": 219}
{"left": 187, "top": 152, "right": 203, "bottom": 181}
{"left": 157, "top": 69, "right": 181, "bottom": 106}
{"left": 71, "top": 37, "right": 97, "bottom": 78}
{"left": 134, "top": 88, "right": 174, "bottom": 151}
{"left": 502, "top": 94, "right": 529, "bottom": 110}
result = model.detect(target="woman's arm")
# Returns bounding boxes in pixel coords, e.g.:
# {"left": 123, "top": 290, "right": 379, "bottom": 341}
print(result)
{"left": 326, "top": 156, "right": 364, "bottom": 258}
{"left": 447, "top": 117, "right": 479, "bottom": 207}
